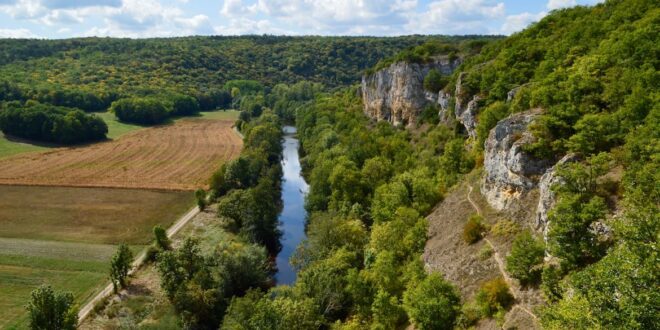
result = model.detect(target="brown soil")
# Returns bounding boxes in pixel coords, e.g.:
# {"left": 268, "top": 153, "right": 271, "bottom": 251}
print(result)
{"left": 0, "top": 119, "right": 241, "bottom": 191}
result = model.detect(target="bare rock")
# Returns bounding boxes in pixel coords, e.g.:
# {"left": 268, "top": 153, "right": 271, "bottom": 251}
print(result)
{"left": 481, "top": 109, "right": 551, "bottom": 211}
{"left": 454, "top": 72, "right": 479, "bottom": 138}
{"left": 361, "top": 57, "right": 461, "bottom": 126}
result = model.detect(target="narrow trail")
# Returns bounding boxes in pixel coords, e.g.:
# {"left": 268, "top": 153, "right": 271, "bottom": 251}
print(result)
{"left": 77, "top": 204, "right": 201, "bottom": 323}
{"left": 466, "top": 185, "right": 539, "bottom": 323}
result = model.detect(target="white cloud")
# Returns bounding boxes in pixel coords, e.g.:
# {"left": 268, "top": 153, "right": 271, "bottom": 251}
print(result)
{"left": 500, "top": 11, "right": 546, "bottom": 35}
{"left": 409, "top": 0, "right": 505, "bottom": 34}
{"left": 0, "top": 27, "right": 38, "bottom": 38}
{"left": 547, "top": 0, "right": 577, "bottom": 10}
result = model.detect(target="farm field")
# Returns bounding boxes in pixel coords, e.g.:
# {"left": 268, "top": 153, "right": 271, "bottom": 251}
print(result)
{"left": 0, "top": 117, "right": 242, "bottom": 191}
{"left": 0, "top": 185, "right": 194, "bottom": 329}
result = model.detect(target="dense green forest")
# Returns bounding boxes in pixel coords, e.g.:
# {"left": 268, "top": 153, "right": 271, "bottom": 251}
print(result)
{"left": 9, "top": 0, "right": 659, "bottom": 328}
{"left": 0, "top": 35, "right": 458, "bottom": 142}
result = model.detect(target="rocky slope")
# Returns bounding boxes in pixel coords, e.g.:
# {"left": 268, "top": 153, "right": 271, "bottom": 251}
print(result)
{"left": 361, "top": 56, "right": 461, "bottom": 126}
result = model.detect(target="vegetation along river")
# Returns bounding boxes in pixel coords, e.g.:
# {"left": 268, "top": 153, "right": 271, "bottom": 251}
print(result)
{"left": 275, "top": 125, "right": 309, "bottom": 284}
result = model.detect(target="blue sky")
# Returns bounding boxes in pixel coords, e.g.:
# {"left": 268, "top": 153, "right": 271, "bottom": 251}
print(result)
{"left": 0, "top": 0, "right": 604, "bottom": 39}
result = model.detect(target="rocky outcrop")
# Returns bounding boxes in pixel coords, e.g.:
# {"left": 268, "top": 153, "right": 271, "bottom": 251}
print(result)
{"left": 437, "top": 91, "right": 452, "bottom": 124}
{"left": 361, "top": 57, "right": 461, "bottom": 126}
{"left": 454, "top": 72, "right": 479, "bottom": 138}
{"left": 481, "top": 109, "right": 552, "bottom": 211}
{"left": 535, "top": 153, "right": 580, "bottom": 240}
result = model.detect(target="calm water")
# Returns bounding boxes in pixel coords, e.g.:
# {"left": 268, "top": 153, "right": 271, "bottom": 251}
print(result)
{"left": 275, "top": 126, "right": 309, "bottom": 284}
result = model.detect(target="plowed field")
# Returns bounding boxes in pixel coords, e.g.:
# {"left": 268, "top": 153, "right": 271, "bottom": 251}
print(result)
{"left": 0, "top": 119, "right": 241, "bottom": 191}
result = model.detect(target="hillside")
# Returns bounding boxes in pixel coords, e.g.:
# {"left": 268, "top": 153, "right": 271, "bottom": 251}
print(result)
{"left": 1, "top": 0, "right": 657, "bottom": 329}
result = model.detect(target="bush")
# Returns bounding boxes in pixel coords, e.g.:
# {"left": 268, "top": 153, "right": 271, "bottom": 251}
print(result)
{"left": 195, "top": 188, "right": 207, "bottom": 210}
{"left": 168, "top": 94, "right": 200, "bottom": 116}
{"left": 403, "top": 273, "right": 461, "bottom": 330}
{"left": 26, "top": 285, "right": 78, "bottom": 330}
{"left": 475, "top": 277, "right": 514, "bottom": 317}
{"left": 505, "top": 231, "right": 545, "bottom": 285}
{"left": 423, "top": 69, "right": 448, "bottom": 92}
{"left": 490, "top": 219, "right": 521, "bottom": 237}
{"left": 110, "top": 243, "right": 133, "bottom": 292}
{"left": 110, "top": 97, "right": 169, "bottom": 124}
{"left": 153, "top": 225, "right": 171, "bottom": 251}
{"left": 541, "top": 263, "right": 563, "bottom": 303}
{"left": 463, "top": 214, "right": 486, "bottom": 244}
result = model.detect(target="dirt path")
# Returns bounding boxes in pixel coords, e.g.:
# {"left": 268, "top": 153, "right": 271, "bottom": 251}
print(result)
{"left": 466, "top": 186, "right": 539, "bottom": 322}
{"left": 77, "top": 204, "right": 201, "bottom": 322}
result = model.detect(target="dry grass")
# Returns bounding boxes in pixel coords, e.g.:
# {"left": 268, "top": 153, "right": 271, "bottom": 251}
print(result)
{"left": 0, "top": 185, "right": 194, "bottom": 245}
{"left": 0, "top": 119, "right": 242, "bottom": 191}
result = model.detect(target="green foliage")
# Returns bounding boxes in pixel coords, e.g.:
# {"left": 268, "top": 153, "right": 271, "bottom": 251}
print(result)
{"left": 541, "top": 263, "right": 563, "bottom": 303}
{"left": 195, "top": 188, "right": 207, "bottom": 211}
{"left": 402, "top": 273, "right": 461, "bottom": 330}
{"left": 423, "top": 69, "right": 448, "bottom": 93}
{"left": 475, "top": 101, "right": 509, "bottom": 150}
{"left": 475, "top": 278, "right": 514, "bottom": 317}
{"left": 110, "top": 243, "right": 133, "bottom": 292}
{"left": 110, "top": 97, "right": 169, "bottom": 125}
{"left": 157, "top": 238, "right": 270, "bottom": 329}
{"left": 153, "top": 225, "right": 171, "bottom": 251}
{"left": 26, "top": 285, "right": 77, "bottom": 330}
{"left": 505, "top": 231, "right": 545, "bottom": 285}
{"left": 457, "top": 0, "right": 658, "bottom": 159}
{"left": 462, "top": 214, "right": 486, "bottom": 244}
{"left": 0, "top": 100, "right": 107, "bottom": 144}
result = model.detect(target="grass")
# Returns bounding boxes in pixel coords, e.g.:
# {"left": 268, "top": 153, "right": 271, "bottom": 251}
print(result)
{"left": 0, "top": 186, "right": 193, "bottom": 329}
{"left": 195, "top": 109, "right": 239, "bottom": 121}
{"left": 95, "top": 112, "right": 146, "bottom": 139}
{"left": 0, "top": 260, "right": 108, "bottom": 329}
{"left": 0, "top": 132, "right": 49, "bottom": 159}
{"left": 0, "top": 186, "right": 194, "bottom": 244}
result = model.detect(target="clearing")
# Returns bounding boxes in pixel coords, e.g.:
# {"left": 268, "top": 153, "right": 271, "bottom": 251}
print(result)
{"left": 0, "top": 118, "right": 242, "bottom": 191}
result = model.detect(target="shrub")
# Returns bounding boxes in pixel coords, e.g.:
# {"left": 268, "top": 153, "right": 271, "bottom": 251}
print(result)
{"left": 153, "top": 225, "right": 171, "bottom": 251}
{"left": 475, "top": 277, "right": 514, "bottom": 317}
{"left": 423, "top": 69, "right": 448, "bottom": 92}
{"left": 26, "top": 285, "right": 78, "bottom": 330}
{"left": 463, "top": 214, "right": 486, "bottom": 244}
{"left": 403, "top": 273, "right": 461, "bottom": 330}
{"left": 541, "top": 263, "right": 564, "bottom": 303}
{"left": 505, "top": 231, "right": 545, "bottom": 285}
{"left": 110, "top": 243, "right": 133, "bottom": 292}
{"left": 195, "top": 188, "right": 207, "bottom": 211}
{"left": 490, "top": 219, "right": 521, "bottom": 237}
{"left": 479, "top": 244, "right": 494, "bottom": 260}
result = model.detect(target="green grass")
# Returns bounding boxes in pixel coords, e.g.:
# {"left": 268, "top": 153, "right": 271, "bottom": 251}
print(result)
{"left": 0, "top": 132, "right": 49, "bottom": 159}
{"left": 195, "top": 110, "right": 240, "bottom": 121}
{"left": 95, "top": 111, "right": 146, "bottom": 139}
{"left": 0, "top": 259, "right": 108, "bottom": 329}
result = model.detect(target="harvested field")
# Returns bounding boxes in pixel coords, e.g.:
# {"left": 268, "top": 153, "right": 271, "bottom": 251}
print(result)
{"left": 0, "top": 119, "right": 242, "bottom": 191}
{"left": 0, "top": 185, "right": 194, "bottom": 244}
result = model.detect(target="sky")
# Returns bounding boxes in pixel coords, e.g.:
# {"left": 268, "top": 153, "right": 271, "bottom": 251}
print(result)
{"left": 0, "top": 0, "right": 604, "bottom": 39}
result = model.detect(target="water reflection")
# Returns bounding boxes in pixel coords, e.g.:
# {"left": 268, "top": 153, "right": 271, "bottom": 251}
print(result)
{"left": 275, "top": 126, "right": 309, "bottom": 284}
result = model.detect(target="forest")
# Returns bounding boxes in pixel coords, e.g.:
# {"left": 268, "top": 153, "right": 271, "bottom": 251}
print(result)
{"left": 7, "top": 0, "right": 659, "bottom": 329}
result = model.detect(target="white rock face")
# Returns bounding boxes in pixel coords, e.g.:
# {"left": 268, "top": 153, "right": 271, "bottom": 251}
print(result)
{"left": 454, "top": 72, "right": 479, "bottom": 138}
{"left": 535, "top": 153, "right": 580, "bottom": 240}
{"left": 481, "top": 109, "right": 552, "bottom": 211}
{"left": 437, "top": 91, "right": 452, "bottom": 124}
{"left": 361, "top": 57, "right": 461, "bottom": 126}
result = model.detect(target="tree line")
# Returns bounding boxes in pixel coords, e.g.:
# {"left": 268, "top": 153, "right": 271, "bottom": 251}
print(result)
{"left": 0, "top": 100, "right": 107, "bottom": 144}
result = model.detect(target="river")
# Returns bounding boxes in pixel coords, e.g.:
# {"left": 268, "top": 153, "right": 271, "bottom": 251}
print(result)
{"left": 275, "top": 126, "right": 309, "bottom": 284}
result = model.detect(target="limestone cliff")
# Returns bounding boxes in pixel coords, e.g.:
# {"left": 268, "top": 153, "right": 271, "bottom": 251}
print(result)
{"left": 481, "top": 109, "right": 552, "bottom": 212}
{"left": 361, "top": 57, "right": 461, "bottom": 126}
